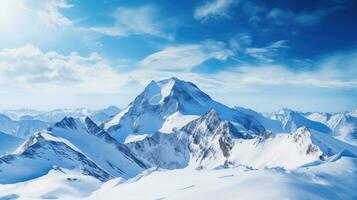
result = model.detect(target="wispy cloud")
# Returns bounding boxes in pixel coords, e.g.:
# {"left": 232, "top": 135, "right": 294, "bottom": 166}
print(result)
{"left": 266, "top": 8, "right": 333, "bottom": 26}
{"left": 194, "top": 0, "right": 238, "bottom": 21}
{"left": 139, "top": 40, "right": 233, "bottom": 70}
{"left": 243, "top": 1, "right": 345, "bottom": 27}
{"left": 83, "top": 5, "right": 173, "bottom": 40}
{"left": 229, "top": 34, "right": 252, "bottom": 51}
{"left": 244, "top": 40, "right": 289, "bottom": 62}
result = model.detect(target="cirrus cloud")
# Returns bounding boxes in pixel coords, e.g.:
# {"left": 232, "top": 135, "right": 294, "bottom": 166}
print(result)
{"left": 194, "top": 0, "right": 239, "bottom": 21}
{"left": 83, "top": 5, "right": 173, "bottom": 40}
{"left": 139, "top": 40, "right": 233, "bottom": 70}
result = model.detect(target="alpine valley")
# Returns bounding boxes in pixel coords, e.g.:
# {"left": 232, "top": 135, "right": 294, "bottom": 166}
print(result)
{"left": 0, "top": 78, "right": 356, "bottom": 200}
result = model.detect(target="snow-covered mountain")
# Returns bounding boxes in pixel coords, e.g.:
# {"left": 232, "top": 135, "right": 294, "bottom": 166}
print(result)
{"left": 0, "top": 114, "right": 50, "bottom": 139}
{"left": 1, "top": 106, "right": 120, "bottom": 123}
{"left": 0, "top": 132, "right": 112, "bottom": 184}
{"left": 48, "top": 117, "right": 148, "bottom": 178}
{"left": 0, "top": 116, "right": 148, "bottom": 184}
{"left": 266, "top": 108, "right": 332, "bottom": 134}
{"left": 1, "top": 109, "right": 43, "bottom": 121}
{"left": 32, "top": 108, "right": 93, "bottom": 122}
{"left": 127, "top": 109, "right": 357, "bottom": 170}
{"left": 304, "top": 111, "right": 357, "bottom": 145}
{"left": 90, "top": 106, "right": 121, "bottom": 125}
{"left": 105, "top": 77, "right": 265, "bottom": 142}
{"left": 0, "top": 77, "right": 355, "bottom": 200}
{"left": 125, "top": 109, "right": 242, "bottom": 170}
{"left": 235, "top": 106, "right": 283, "bottom": 133}
{"left": 0, "top": 106, "right": 120, "bottom": 140}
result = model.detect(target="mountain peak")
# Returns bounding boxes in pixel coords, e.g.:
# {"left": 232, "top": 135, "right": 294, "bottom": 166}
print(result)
{"left": 196, "top": 109, "right": 222, "bottom": 126}
{"left": 105, "top": 78, "right": 265, "bottom": 142}
{"left": 182, "top": 108, "right": 248, "bottom": 139}
{"left": 53, "top": 117, "right": 79, "bottom": 130}
{"left": 141, "top": 77, "right": 210, "bottom": 107}
{"left": 133, "top": 77, "right": 213, "bottom": 114}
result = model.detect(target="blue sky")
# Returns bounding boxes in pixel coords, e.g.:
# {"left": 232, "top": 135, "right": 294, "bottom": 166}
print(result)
{"left": 0, "top": 0, "right": 356, "bottom": 112}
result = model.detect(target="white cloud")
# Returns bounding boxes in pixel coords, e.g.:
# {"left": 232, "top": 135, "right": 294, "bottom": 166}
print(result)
{"left": 0, "top": 0, "right": 73, "bottom": 39}
{"left": 83, "top": 5, "right": 173, "bottom": 40}
{"left": 194, "top": 0, "right": 238, "bottom": 21}
{"left": 0, "top": 45, "right": 355, "bottom": 111}
{"left": 36, "top": 0, "right": 73, "bottom": 27}
{"left": 229, "top": 34, "right": 252, "bottom": 51}
{"left": 245, "top": 40, "right": 288, "bottom": 62}
{"left": 139, "top": 40, "right": 233, "bottom": 70}
{"left": 15, "top": 0, "right": 73, "bottom": 27}
{"left": 0, "top": 44, "right": 126, "bottom": 94}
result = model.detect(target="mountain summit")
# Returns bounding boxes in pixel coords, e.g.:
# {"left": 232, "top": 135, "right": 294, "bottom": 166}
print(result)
{"left": 105, "top": 77, "right": 265, "bottom": 142}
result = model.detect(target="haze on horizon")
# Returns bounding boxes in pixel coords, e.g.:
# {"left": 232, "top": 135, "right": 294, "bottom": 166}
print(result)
{"left": 0, "top": 0, "right": 356, "bottom": 112}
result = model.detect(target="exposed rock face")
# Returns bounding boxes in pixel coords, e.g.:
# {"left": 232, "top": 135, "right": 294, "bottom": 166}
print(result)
{"left": 126, "top": 109, "right": 248, "bottom": 169}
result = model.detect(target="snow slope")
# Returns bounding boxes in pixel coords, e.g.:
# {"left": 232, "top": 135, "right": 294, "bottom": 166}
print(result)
{"left": 48, "top": 117, "right": 148, "bottom": 178}
{"left": 0, "top": 132, "right": 23, "bottom": 156}
{"left": 0, "top": 168, "right": 102, "bottom": 199}
{"left": 106, "top": 77, "right": 265, "bottom": 142}
{"left": 235, "top": 106, "right": 283, "bottom": 133}
{"left": 87, "top": 156, "right": 357, "bottom": 200}
{"left": 90, "top": 106, "right": 121, "bottom": 125}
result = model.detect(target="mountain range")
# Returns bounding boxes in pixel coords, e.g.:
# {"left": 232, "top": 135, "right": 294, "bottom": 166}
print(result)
{"left": 0, "top": 77, "right": 356, "bottom": 199}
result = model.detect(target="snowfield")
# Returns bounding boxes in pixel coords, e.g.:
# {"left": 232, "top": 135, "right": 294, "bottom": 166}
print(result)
{"left": 0, "top": 169, "right": 102, "bottom": 199}
{"left": 87, "top": 157, "right": 357, "bottom": 200}
{"left": 1, "top": 156, "right": 355, "bottom": 200}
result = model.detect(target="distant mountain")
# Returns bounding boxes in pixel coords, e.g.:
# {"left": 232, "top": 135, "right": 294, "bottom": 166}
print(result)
{"left": 105, "top": 77, "right": 265, "bottom": 142}
{"left": 1, "top": 109, "right": 43, "bottom": 120}
{"left": 0, "top": 131, "right": 23, "bottom": 156}
{"left": 90, "top": 106, "right": 121, "bottom": 125}
{"left": 235, "top": 106, "right": 283, "bottom": 133}
{"left": 0, "top": 106, "right": 120, "bottom": 139}
{"left": 0, "top": 114, "right": 50, "bottom": 139}
{"left": 32, "top": 108, "right": 93, "bottom": 122}
{"left": 266, "top": 108, "right": 332, "bottom": 134}
{"left": 305, "top": 111, "right": 357, "bottom": 145}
